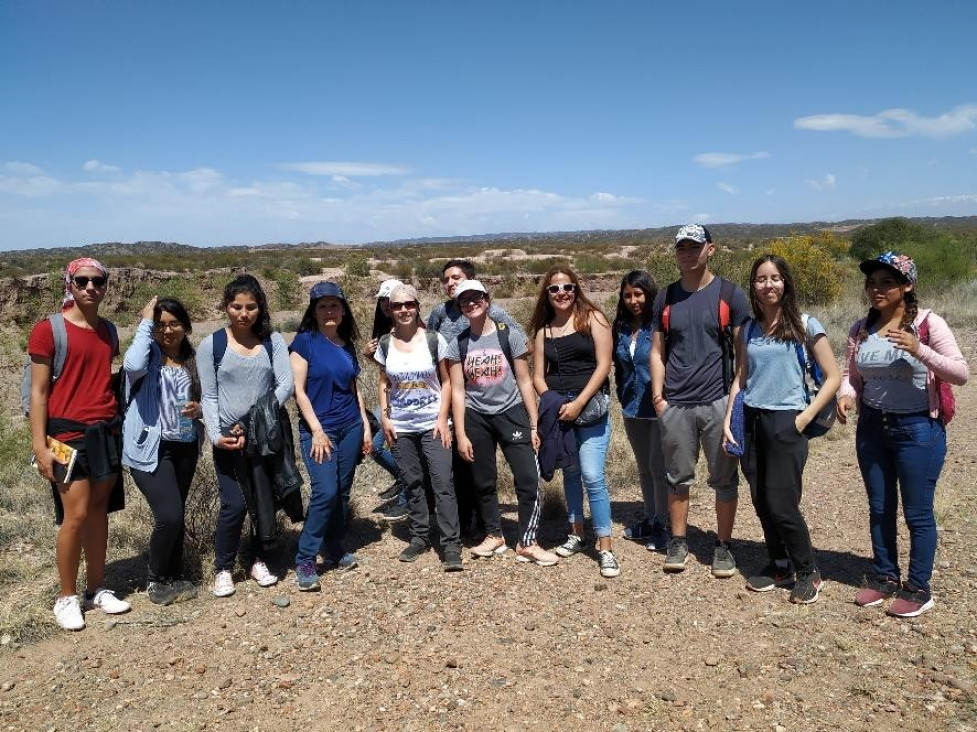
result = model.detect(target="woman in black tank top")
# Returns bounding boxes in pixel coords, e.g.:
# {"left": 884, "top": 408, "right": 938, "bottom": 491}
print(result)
{"left": 529, "top": 266, "right": 620, "bottom": 579}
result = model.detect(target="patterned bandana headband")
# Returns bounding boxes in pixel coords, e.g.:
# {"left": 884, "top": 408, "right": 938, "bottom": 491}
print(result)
{"left": 63, "top": 257, "right": 109, "bottom": 309}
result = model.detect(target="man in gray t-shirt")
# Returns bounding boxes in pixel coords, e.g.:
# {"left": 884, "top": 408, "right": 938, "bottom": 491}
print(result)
{"left": 650, "top": 224, "right": 749, "bottom": 579}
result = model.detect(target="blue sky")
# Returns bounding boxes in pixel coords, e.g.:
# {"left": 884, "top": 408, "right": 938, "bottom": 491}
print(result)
{"left": 1, "top": 1, "right": 976, "bottom": 250}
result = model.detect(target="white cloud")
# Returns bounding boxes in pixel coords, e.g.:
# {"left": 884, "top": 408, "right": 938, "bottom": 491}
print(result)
{"left": 4, "top": 161, "right": 44, "bottom": 176}
{"left": 693, "top": 213, "right": 711, "bottom": 223}
{"left": 916, "top": 193, "right": 977, "bottom": 205}
{"left": 806, "top": 173, "right": 836, "bottom": 191}
{"left": 693, "top": 152, "right": 769, "bottom": 168}
{"left": 716, "top": 182, "right": 739, "bottom": 194}
{"left": 279, "top": 161, "right": 410, "bottom": 177}
{"left": 794, "top": 104, "right": 977, "bottom": 138}
{"left": 0, "top": 163, "right": 652, "bottom": 247}
{"left": 0, "top": 175, "right": 65, "bottom": 197}
{"left": 82, "top": 159, "right": 121, "bottom": 173}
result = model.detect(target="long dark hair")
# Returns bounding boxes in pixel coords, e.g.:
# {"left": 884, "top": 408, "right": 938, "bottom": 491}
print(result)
{"left": 155, "top": 297, "right": 200, "bottom": 401}
{"left": 371, "top": 301, "right": 394, "bottom": 340}
{"left": 299, "top": 295, "right": 360, "bottom": 343}
{"left": 220, "top": 274, "right": 272, "bottom": 340}
{"left": 748, "top": 255, "right": 805, "bottom": 342}
{"left": 612, "top": 270, "right": 658, "bottom": 337}
{"left": 859, "top": 282, "right": 919, "bottom": 342}
{"left": 528, "top": 265, "right": 607, "bottom": 336}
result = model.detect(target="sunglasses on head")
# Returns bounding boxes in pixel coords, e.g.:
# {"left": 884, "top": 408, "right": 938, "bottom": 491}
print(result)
{"left": 546, "top": 283, "right": 576, "bottom": 295}
{"left": 390, "top": 300, "right": 418, "bottom": 311}
{"left": 72, "top": 275, "right": 107, "bottom": 289}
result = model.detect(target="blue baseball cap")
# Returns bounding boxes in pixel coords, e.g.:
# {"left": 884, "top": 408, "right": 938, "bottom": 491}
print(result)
{"left": 309, "top": 281, "right": 347, "bottom": 302}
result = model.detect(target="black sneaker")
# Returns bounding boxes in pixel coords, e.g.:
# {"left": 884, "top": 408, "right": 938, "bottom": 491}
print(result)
{"left": 146, "top": 581, "right": 179, "bottom": 607}
{"left": 170, "top": 579, "right": 199, "bottom": 602}
{"left": 789, "top": 571, "right": 824, "bottom": 604}
{"left": 379, "top": 481, "right": 403, "bottom": 501}
{"left": 623, "top": 519, "right": 654, "bottom": 542}
{"left": 443, "top": 548, "right": 464, "bottom": 572}
{"left": 746, "top": 561, "right": 796, "bottom": 592}
{"left": 645, "top": 519, "right": 671, "bottom": 553}
{"left": 381, "top": 502, "right": 409, "bottom": 523}
{"left": 398, "top": 539, "right": 430, "bottom": 563}
{"left": 663, "top": 537, "right": 689, "bottom": 573}
{"left": 711, "top": 542, "right": 736, "bottom": 578}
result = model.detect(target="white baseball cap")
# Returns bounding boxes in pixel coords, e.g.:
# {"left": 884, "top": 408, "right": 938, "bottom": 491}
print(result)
{"left": 454, "top": 280, "right": 488, "bottom": 301}
{"left": 375, "top": 279, "right": 404, "bottom": 299}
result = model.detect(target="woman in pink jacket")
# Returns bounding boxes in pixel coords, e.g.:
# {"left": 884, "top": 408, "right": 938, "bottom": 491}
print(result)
{"left": 837, "top": 252, "right": 968, "bottom": 618}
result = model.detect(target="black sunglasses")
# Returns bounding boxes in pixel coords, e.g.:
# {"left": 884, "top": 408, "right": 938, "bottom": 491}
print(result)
{"left": 390, "top": 300, "right": 418, "bottom": 311}
{"left": 546, "top": 283, "right": 576, "bottom": 294}
{"left": 72, "top": 275, "right": 108, "bottom": 289}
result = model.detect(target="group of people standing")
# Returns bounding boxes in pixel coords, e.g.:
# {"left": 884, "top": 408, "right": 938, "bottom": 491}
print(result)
{"left": 26, "top": 223, "right": 968, "bottom": 631}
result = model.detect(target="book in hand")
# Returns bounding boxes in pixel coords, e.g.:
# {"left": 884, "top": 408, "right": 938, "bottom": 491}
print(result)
{"left": 30, "top": 436, "right": 79, "bottom": 484}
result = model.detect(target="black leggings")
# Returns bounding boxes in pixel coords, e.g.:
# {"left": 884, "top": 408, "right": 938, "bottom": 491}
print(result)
{"left": 130, "top": 441, "right": 199, "bottom": 582}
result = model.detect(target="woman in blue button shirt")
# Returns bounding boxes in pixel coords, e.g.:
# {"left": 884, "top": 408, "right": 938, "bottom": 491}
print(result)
{"left": 612, "top": 270, "right": 670, "bottom": 552}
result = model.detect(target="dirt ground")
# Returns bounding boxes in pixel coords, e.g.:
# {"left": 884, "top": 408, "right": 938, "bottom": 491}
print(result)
{"left": 0, "top": 340, "right": 975, "bottom": 732}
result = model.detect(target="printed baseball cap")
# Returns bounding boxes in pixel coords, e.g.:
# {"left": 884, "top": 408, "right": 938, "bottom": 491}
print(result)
{"left": 859, "top": 251, "right": 917, "bottom": 287}
{"left": 675, "top": 224, "right": 712, "bottom": 246}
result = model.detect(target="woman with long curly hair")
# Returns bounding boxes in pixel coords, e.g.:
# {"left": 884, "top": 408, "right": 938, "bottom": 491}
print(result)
{"left": 529, "top": 266, "right": 620, "bottom": 578}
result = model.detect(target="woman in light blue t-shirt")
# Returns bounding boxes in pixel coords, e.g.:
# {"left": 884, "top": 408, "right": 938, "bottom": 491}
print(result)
{"left": 723, "top": 255, "right": 839, "bottom": 605}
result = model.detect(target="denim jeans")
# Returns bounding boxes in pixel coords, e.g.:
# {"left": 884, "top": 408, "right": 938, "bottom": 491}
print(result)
{"left": 295, "top": 419, "right": 363, "bottom": 566}
{"left": 562, "top": 415, "right": 612, "bottom": 537}
{"left": 370, "top": 407, "right": 399, "bottom": 480}
{"left": 856, "top": 405, "right": 946, "bottom": 591}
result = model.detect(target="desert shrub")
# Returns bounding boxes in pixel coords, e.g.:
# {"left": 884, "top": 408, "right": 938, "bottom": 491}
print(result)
{"left": 767, "top": 235, "right": 845, "bottom": 305}
{"left": 264, "top": 268, "right": 301, "bottom": 310}
{"left": 849, "top": 218, "right": 977, "bottom": 289}
{"left": 574, "top": 253, "right": 612, "bottom": 273}
{"left": 414, "top": 259, "right": 444, "bottom": 279}
{"left": 526, "top": 257, "right": 571, "bottom": 274}
{"left": 345, "top": 256, "right": 371, "bottom": 278}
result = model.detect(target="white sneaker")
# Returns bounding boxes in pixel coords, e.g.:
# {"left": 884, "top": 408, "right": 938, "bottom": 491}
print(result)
{"left": 83, "top": 588, "right": 131, "bottom": 615}
{"left": 213, "top": 570, "right": 236, "bottom": 597}
{"left": 250, "top": 561, "right": 278, "bottom": 587}
{"left": 53, "top": 595, "right": 85, "bottom": 631}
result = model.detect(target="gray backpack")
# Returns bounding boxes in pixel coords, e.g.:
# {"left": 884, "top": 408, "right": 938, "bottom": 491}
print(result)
{"left": 20, "top": 314, "right": 118, "bottom": 416}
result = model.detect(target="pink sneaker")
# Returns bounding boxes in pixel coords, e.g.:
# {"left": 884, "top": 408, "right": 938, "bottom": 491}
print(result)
{"left": 471, "top": 535, "right": 508, "bottom": 558}
{"left": 515, "top": 543, "right": 559, "bottom": 567}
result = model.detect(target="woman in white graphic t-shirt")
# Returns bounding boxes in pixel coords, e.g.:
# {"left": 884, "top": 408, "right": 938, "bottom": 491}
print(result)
{"left": 375, "top": 284, "right": 462, "bottom": 571}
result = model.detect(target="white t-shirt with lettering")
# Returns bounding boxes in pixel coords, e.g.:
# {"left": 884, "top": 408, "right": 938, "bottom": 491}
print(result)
{"left": 375, "top": 334, "right": 448, "bottom": 434}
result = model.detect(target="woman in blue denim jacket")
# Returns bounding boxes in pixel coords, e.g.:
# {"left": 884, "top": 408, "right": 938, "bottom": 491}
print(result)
{"left": 122, "top": 297, "right": 202, "bottom": 606}
{"left": 612, "top": 271, "right": 670, "bottom": 552}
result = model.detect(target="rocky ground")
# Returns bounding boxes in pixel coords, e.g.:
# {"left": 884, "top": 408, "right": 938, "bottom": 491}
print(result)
{"left": 0, "top": 344, "right": 975, "bottom": 731}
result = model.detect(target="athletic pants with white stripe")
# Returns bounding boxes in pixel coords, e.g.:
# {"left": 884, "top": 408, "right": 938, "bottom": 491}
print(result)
{"left": 464, "top": 404, "right": 542, "bottom": 547}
